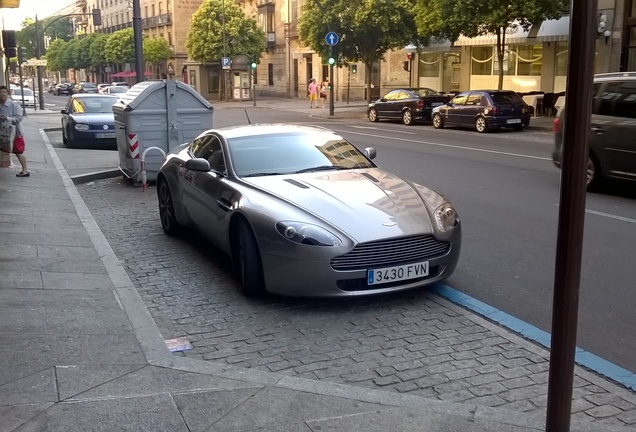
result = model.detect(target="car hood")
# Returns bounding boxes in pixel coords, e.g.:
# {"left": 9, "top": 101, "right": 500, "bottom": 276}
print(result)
{"left": 70, "top": 113, "right": 114, "bottom": 123}
{"left": 243, "top": 168, "right": 444, "bottom": 243}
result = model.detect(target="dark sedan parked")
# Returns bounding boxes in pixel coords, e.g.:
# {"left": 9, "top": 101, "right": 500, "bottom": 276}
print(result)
{"left": 368, "top": 88, "right": 451, "bottom": 125}
{"left": 54, "top": 83, "right": 74, "bottom": 96}
{"left": 432, "top": 90, "right": 531, "bottom": 133}
{"left": 61, "top": 94, "right": 119, "bottom": 149}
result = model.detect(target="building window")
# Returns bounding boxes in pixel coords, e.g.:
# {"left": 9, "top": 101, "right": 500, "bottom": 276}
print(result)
{"left": 151, "top": 4, "right": 155, "bottom": 16}
{"left": 258, "top": 4, "right": 275, "bottom": 33}
{"left": 291, "top": 0, "right": 298, "bottom": 22}
{"left": 207, "top": 69, "right": 218, "bottom": 94}
{"left": 493, "top": 47, "right": 515, "bottom": 76}
{"left": 268, "top": 63, "right": 274, "bottom": 85}
{"left": 515, "top": 44, "right": 542, "bottom": 76}
{"left": 627, "top": 27, "right": 636, "bottom": 71}
{"left": 556, "top": 42, "right": 568, "bottom": 76}
{"left": 471, "top": 47, "right": 493, "bottom": 75}
{"left": 419, "top": 53, "right": 440, "bottom": 77}
{"left": 144, "top": 6, "right": 148, "bottom": 18}
{"left": 159, "top": 2, "right": 162, "bottom": 14}
{"left": 168, "top": 32, "right": 172, "bottom": 45}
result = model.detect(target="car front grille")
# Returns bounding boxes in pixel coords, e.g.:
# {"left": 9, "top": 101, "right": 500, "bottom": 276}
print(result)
{"left": 331, "top": 235, "right": 450, "bottom": 271}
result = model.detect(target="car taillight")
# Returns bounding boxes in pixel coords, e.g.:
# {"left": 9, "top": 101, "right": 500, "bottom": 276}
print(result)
{"left": 417, "top": 100, "right": 425, "bottom": 109}
{"left": 553, "top": 117, "right": 560, "bottom": 133}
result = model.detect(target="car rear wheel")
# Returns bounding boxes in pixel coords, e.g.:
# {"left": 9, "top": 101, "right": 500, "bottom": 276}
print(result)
{"left": 368, "top": 108, "right": 379, "bottom": 122}
{"left": 402, "top": 109, "right": 414, "bottom": 126}
{"left": 158, "top": 180, "right": 180, "bottom": 236}
{"left": 237, "top": 221, "right": 265, "bottom": 297}
{"left": 475, "top": 116, "right": 488, "bottom": 133}
{"left": 432, "top": 113, "right": 444, "bottom": 129}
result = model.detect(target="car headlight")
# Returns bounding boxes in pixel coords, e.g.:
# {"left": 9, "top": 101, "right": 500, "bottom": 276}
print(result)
{"left": 434, "top": 203, "right": 458, "bottom": 232}
{"left": 74, "top": 124, "right": 90, "bottom": 131}
{"left": 276, "top": 221, "right": 342, "bottom": 246}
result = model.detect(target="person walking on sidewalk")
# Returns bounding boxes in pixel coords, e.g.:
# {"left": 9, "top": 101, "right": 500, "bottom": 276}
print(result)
{"left": 319, "top": 79, "right": 328, "bottom": 108}
{"left": 0, "top": 85, "right": 29, "bottom": 177}
{"left": 308, "top": 78, "right": 318, "bottom": 108}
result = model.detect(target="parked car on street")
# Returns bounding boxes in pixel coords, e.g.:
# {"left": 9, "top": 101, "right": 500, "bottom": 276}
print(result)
{"left": 48, "top": 83, "right": 57, "bottom": 93}
{"left": 10, "top": 87, "right": 37, "bottom": 107}
{"left": 552, "top": 72, "right": 636, "bottom": 190}
{"left": 157, "top": 124, "right": 461, "bottom": 297}
{"left": 97, "top": 83, "right": 111, "bottom": 93}
{"left": 54, "top": 83, "right": 74, "bottom": 96}
{"left": 60, "top": 94, "right": 119, "bottom": 149}
{"left": 105, "top": 85, "right": 128, "bottom": 95}
{"left": 367, "top": 88, "right": 451, "bottom": 125}
{"left": 111, "top": 81, "right": 130, "bottom": 87}
{"left": 73, "top": 82, "right": 98, "bottom": 94}
{"left": 432, "top": 90, "right": 531, "bottom": 133}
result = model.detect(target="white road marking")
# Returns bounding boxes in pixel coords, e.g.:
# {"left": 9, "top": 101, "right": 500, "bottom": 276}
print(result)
{"left": 586, "top": 209, "right": 636, "bottom": 224}
{"left": 333, "top": 129, "right": 552, "bottom": 161}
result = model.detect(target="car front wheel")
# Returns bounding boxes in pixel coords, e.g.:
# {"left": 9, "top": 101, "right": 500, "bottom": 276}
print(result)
{"left": 236, "top": 221, "right": 265, "bottom": 297}
{"left": 475, "top": 116, "right": 488, "bottom": 133}
{"left": 587, "top": 154, "right": 602, "bottom": 190}
{"left": 368, "top": 108, "right": 379, "bottom": 122}
{"left": 432, "top": 113, "right": 444, "bottom": 129}
{"left": 402, "top": 109, "right": 413, "bottom": 126}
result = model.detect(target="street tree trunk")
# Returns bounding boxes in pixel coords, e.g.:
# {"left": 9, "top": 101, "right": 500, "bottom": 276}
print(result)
{"left": 496, "top": 27, "right": 506, "bottom": 91}
{"left": 365, "top": 61, "right": 373, "bottom": 104}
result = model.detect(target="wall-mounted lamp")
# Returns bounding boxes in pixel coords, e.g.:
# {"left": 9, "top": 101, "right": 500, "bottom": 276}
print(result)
{"left": 597, "top": 13, "right": 611, "bottom": 45}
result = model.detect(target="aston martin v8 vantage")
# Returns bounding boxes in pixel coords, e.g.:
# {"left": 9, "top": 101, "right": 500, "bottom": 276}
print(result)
{"left": 157, "top": 124, "right": 461, "bottom": 297}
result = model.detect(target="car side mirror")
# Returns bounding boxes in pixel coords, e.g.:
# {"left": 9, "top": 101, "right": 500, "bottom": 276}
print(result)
{"left": 380, "top": 98, "right": 386, "bottom": 102}
{"left": 446, "top": 102, "right": 452, "bottom": 106}
{"left": 185, "top": 158, "right": 211, "bottom": 172}
{"left": 61, "top": 109, "right": 68, "bottom": 114}
{"left": 364, "top": 147, "right": 376, "bottom": 160}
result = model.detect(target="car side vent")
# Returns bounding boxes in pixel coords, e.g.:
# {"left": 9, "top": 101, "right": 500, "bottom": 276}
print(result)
{"left": 360, "top": 172, "right": 380, "bottom": 183}
{"left": 284, "top": 178, "right": 309, "bottom": 189}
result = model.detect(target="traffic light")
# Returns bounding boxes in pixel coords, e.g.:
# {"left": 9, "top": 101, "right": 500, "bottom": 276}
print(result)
{"left": 4, "top": 47, "right": 17, "bottom": 59}
{"left": 17, "top": 47, "right": 25, "bottom": 63}
{"left": 328, "top": 57, "right": 335, "bottom": 66}
{"left": 250, "top": 62, "right": 257, "bottom": 69}
{"left": 92, "top": 8, "right": 102, "bottom": 26}
{"left": 2, "top": 30, "right": 16, "bottom": 49}
{"left": 351, "top": 64, "right": 357, "bottom": 74}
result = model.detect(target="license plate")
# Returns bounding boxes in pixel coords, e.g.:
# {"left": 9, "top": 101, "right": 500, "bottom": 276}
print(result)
{"left": 431, "top": 102, "right": 443, "bottom": 106}
{"left": 95, "top": 133, "right": 116, "bottom": 138}
{"left": 367, "top": 261, "right": 429, "bottom": 286}
{"left": 506, "top": 119, "right": 521, "bottom": 124}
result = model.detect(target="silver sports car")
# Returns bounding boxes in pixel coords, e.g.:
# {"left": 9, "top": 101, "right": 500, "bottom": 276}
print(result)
{"left": 157, "top": 124, "right": 461, "bottom": 297}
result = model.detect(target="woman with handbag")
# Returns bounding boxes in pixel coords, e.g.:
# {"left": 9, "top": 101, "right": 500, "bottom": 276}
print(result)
{"left": 0, "top": 85, "right": 29, "bottom": 177}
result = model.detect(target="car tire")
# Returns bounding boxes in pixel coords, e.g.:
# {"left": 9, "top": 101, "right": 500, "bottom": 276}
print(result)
{"left": 368, "top": 108, "right": 379, "bottom": 122}
{"left": 402, "top": 109, "right": 413, "bottom": 126}
{"left": 158, "top": 179, "right": 180, "bottom": 236}
{"left": 475, "top": 116, "right": 488, "bottom": 133}
{"left": 62, "top": 128, "right": 68, "bottom": 145}
{"left": 432, "top": 113, "right": 444, "bottom": 129}
{"left": 237, "top": 221, "right": 265, "bottom": 297}
{"left": 587, "top": 154, "right": 603, "bottom": 191}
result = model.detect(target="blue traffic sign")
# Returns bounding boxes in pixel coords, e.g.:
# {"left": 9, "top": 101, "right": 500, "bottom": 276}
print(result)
{"left": 221, "top": 57, "right": 231, "bottom": 68}
{"left": 325, "top": 32, "right": 339, "bottom": 46}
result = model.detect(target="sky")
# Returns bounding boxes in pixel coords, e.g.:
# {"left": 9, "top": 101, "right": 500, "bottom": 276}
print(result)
{"left": 1, "top": 0, "right": 75, "bottom": 30}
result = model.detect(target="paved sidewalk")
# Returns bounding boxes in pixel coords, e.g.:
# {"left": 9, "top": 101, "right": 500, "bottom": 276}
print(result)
{"left": 0, "top": 112, "right": 630, "bottom": 431}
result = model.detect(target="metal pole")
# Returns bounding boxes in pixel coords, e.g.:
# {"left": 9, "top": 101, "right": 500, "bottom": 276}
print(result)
{"left": 222, "top": 0, "right": 227, "bottom": 102}
{"left": 132, "top": 0, "right": 145, "bottom": 83}
{"left": 329, "top": 63, "right": 334, "bottom": 116}
{"left": 545, "top": 0, "right": 598, "bottom": 430}
{"left": 35, "top": 15, "right": 45, "bottom": 110}
{"left": 253, "top": 69, "right": 256, "bottom": 107}
{"left": 17, "top": 61, "right": 26, "bottom": 116}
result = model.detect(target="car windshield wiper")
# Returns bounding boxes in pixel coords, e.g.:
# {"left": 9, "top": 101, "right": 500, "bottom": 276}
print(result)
{"left": 242, "top": 172, "right": 286, "bottom": 178}
{"left": 294, "top": 165, "right": 349, "bottom": 174}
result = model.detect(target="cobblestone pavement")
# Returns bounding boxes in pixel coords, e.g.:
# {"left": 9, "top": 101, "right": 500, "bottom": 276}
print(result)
{"left": 65, "top": 131, "right": 636, "bottom": 428}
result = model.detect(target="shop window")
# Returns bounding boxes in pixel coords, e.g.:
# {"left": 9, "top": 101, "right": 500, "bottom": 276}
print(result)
{"left": 419, "top": 53, "right": 440, "bottom": 77}
{"left": 555, "top": 42, "right": 568, "bottom": 76}
{"left": 268, "top": 63, "right": 274, "bottom": 86}
{"left": 471, "top": 47, "right": 493, "bottom": 75}
{"left": 515, "top": 44, "right": 543, "bottom": 76}
{"left": 493, "top": 47, "right": 515, "bottom": 76}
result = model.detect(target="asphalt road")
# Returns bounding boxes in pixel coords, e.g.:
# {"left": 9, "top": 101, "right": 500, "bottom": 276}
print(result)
{"left": 44, "top": 97, "right": 636, "bottom": 373}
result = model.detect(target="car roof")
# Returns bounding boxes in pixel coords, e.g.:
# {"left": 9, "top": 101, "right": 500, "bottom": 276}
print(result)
{"left": 204, "top": 124, "right": 339, "bottom": 140}
{"left": 72, "top": 93, "right": 118, "bottom": 99}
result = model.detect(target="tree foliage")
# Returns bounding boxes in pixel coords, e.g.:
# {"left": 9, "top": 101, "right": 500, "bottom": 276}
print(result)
{"left": 45, "top": 38, "right": 67, "bottom": 72}
{"left": 143, "top": 37, "right": 173, "bottom": 63}
{"left": 186, "top": 0, "right": 266, "bottom": 63}
{"left": 104, "top": 28, "right": 136, "bottom": 64}
{"left": 415, "top": 0, "right": 568, "bottom": 89}
{"left": 60, "top": 38, "right": 80, "bottom": 70}
{"left": 16, "top": 16, "right": 74, "bottom": 60}
{"left": 76, "top": 34, "right": 97, "bottom": 70}
{"left": 89, "top": 33, "right": 109, "bottom": 68}
{"left": 299, "top": 0, "right": 418, "bottom": 103}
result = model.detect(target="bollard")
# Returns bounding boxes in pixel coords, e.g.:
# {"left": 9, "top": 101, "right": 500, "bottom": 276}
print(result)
{"left": 140, "top": 146, "right": 167, "bottom": 191}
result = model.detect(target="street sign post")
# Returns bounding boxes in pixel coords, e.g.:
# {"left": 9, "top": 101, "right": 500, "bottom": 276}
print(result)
{"left": 325, "top": 32, "right": 339, "bottom": 46}
{"left": 25, "top": 59, "right": 47, "bottom": 67}
{"left": 221, "top": 57, "right": 231, "bottom": 70}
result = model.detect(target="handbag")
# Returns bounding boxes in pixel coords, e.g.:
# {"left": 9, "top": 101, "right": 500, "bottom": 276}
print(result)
{"left": 0, "top": 122, "right": 15, "bottom": 154}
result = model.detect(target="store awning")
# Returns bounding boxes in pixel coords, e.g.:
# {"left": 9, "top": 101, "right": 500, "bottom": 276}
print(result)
{"left": 111, "top": 71, "right": 127, "bottom": 77}
{"left": 536, "top": 16, "right": 570, "bottom": 42}
{"left": 0, "top": 0, "right": 21, "bottom": 8}
{"left": 455, "top": 24, "right": 531, "bottom": 46}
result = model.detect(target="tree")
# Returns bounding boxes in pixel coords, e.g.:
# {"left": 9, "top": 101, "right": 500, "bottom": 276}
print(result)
{"left": 105, "top": 28, "right": 136, "bottom": 65}
{"left": 186, "top": 0, "right": 266, "bottom": 63}
{"left": 60, "top": 38, "right": 80, "bottom": 71}
{"left": 299, "top": 0, "right": 418, "bottom": 104}
{"left": 45, "top": 38, "right": 67, "bottom": 72}
{"left": 43, "top": 16, "right": 74, "bottom": 42}
{"left": 89, "top": 33, "right": 109, "bottom": 82}
{"left": 16, "top": 18, "right": 36, "bottom": 59}
{"left": 415, "top": 0, "right": 568, "bottom": 89}
{"left": 16, "top": 16, "right": 74, "bottom": 60}
{"left": 143, "top": 37, "right": 172, "bottom": 64}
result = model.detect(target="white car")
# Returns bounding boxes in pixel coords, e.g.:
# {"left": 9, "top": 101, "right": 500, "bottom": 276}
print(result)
{"left": 11, "top": 87, "right": 37, "bottom": 107}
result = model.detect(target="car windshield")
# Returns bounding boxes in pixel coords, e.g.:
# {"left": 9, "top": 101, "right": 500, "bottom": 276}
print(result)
{"left": 71, "top": 97, "right": 118, "bottom": 113}
{"left": 227, "top": 132, "right": 374, "bottom": 177}
{"left": 109, "top": 86, "right": 127, "bottom": 93}
{"left": 13, "top": 88, "right": 33, "bottom": 96}
{"left": 490, "top": 92, "right": 524, "bottom": 105}
{"left": 413, "top": 88, "right": 439, "bottom": 97}
{"left": 84, "top": 83, "right": 97, "bottom": 88}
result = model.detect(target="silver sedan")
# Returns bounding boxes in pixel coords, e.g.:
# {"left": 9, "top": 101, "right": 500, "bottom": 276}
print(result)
{"left": 157, "top": 124, "right": 461, "bottom": 297}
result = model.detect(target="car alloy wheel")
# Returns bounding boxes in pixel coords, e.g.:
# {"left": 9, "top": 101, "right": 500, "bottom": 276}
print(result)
{"left": 432, "top": 113, "right": 444, "bottom": 129}
{"left": 402, "top": 109, "right": 413, "bottom": 126}
{"left": 158, "top": 180, "right": 180, "bottom": 235}
{"left": 237, "top": 221, "right": 265, "bottom": 297}
{"left": 368, "top": 108, "right": 379, "bottom": 122}
{"left": 586, "top": 155, "right": 602, "bottom": 190}
{"left": 475, "top": 116, "right": 488, "bottom": 133}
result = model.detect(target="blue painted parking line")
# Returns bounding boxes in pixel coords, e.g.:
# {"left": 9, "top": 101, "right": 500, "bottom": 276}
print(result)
{"left": 430, "top": 283, "right": 636, "bottom": 392}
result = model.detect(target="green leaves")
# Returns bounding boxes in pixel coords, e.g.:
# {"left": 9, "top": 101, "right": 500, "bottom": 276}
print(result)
{"left": 143, "top": 38, "right": 173, "bottom": 64}
{"left": 104, "top": 28, "right": 136, "bottom": 65}
{"left": 186, "top": 0, "right": 266, "bottom": 63}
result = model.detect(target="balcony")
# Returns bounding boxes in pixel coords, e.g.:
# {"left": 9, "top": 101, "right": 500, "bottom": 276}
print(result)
{"left": 284, "top": 21, "right": 298, "bottom": 39}
{"left": 75, "top": 0, "right": 87, "bottom": 7}
{"left": 142, "top": 13, "right": 172, "bottom": 29}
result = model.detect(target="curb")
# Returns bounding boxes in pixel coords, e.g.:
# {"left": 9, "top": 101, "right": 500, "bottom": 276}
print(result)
{"left": 71, "top": 168, "right": 121, "bottom": 185}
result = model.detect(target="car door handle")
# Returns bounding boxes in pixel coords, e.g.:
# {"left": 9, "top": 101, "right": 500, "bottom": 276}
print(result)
{"left": 591, "top": 126, "right": 603, "bottom": 135}
{"left": 217, "top": 198, "right": 232, "bottom": 212}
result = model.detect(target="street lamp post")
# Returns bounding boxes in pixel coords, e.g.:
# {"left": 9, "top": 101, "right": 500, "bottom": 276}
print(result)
{"left": 132, "top": 0, "right": 145, "bottom": 83}
{"left": 35, "top": 15, "right": 45, "bottom": 110}
{"left": 222, "top": 0, "right": 227, "bottom": 101}
{"left": 404, "top": 44, "right": 417, "bottom": 87}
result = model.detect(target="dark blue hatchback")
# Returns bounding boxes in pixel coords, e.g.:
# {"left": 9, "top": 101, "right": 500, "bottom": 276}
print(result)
{"left": 431, "top": 90, "right": 531, "bottom": 133}
{"left": 61, "top": 94, "right": 119, "bottom": 149}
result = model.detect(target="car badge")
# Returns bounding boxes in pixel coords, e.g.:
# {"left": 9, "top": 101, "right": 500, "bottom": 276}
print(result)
{"left": 382, "top": 221, "right": 398, "bottom": 227}
{"left": 103, "top": 125, "right": 108, "bottom": 130}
